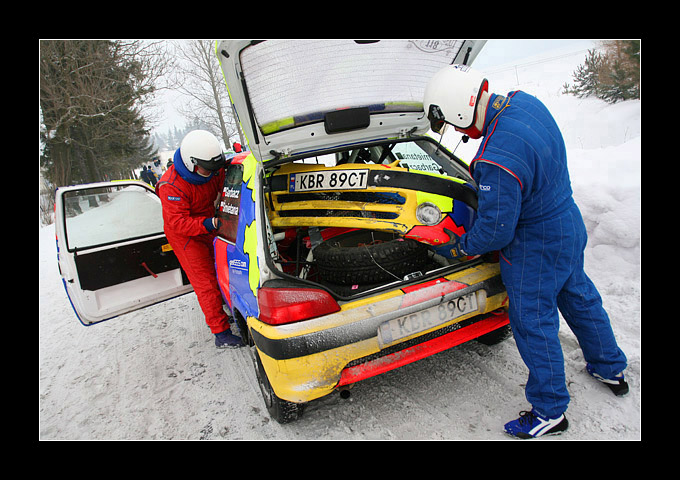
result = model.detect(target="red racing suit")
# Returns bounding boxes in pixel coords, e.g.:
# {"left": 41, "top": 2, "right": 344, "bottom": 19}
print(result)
{"left": 157, "top": 161, "right": 228, "bottom": 334}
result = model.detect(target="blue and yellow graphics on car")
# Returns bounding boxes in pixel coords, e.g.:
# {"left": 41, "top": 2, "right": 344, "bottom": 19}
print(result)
{"left": 268, "top": 159, "right": 477, "bottom": 259}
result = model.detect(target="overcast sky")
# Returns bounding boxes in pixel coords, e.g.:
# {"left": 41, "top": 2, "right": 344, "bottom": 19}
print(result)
{"left": 473, "top": 39, "right": 598, "bottom": 70}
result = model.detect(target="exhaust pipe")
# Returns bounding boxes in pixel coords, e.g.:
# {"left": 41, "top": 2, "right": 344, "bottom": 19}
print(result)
{"left": 338, "top": 385, "right": 352, "bottom": 399}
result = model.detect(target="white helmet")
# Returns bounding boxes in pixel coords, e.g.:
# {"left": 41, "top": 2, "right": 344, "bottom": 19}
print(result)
{"left": 423, "top": 64, "right": 488, "bottom": 135}
{"left": 179, "top": 130, "right": 226, "bottom": 173}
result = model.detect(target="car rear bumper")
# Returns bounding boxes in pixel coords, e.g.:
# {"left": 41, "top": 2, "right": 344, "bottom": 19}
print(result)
{"left": 248, "top": 261, "right": 508, "bottom": 403}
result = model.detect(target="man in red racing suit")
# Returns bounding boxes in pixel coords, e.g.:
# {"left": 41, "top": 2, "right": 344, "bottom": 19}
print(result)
{"left": 157, "top": 130, "right": 242, "bottom": 348}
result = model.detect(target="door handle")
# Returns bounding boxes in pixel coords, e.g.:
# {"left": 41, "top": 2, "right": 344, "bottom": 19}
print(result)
{"left": 140, "top": 262, "right": 158, "bottom": 278}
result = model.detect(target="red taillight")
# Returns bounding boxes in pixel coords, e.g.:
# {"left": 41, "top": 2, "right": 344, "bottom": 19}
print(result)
{"left": 258, "top": 287, "right": 341, "bottom": 325}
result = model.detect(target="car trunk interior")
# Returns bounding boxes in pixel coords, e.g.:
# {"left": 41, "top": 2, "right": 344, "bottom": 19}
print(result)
{"left": 266, "top": 225, "right": 480, "bottom": 299}
{"left": 259, "top": 143, "right": 482, "bottom": 301}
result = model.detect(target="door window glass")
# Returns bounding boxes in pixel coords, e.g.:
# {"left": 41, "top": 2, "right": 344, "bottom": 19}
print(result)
{"left": 63, "top": 184, "right": 163, "bottom": 251}
{"left": 216, "top": 164, "right": 244, "bottom": 243}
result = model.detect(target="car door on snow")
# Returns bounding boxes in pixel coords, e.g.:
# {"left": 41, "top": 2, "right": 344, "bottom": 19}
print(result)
{"left": 56, "top": 181, "right": 193, "bottom": 326}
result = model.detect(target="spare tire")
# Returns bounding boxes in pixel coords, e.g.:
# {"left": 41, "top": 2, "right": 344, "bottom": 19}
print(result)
{"left": 313, "top": 230, "right": 430, "bottom": 285}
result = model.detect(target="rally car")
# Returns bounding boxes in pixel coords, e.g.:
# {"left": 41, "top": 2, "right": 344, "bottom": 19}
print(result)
{"left": 53, "top": 39, "right": 509, "bottom": 424}
{"left": 213, "top": 40, "right": 510, "bottom": 422}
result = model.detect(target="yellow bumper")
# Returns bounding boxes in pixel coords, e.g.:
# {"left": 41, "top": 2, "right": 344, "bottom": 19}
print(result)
{"left": 248, "top": 261, "right": 507, "bottom": 404}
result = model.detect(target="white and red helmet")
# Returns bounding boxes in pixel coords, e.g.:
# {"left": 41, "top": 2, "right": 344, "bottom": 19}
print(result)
{"left": 423, "top": 64, "right": 488, "bottom": 138}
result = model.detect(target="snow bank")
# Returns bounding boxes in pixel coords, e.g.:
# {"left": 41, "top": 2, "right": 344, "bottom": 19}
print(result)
{"left": 39, "top": 43, "right": 640, "bottom": 440}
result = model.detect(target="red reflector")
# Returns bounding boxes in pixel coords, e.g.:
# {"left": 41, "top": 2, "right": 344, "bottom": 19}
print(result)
{"left": 258, "top": 287, "right": 341, "bottom": 325}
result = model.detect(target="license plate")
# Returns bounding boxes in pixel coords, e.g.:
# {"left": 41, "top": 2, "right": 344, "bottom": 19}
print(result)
{"left": 289, "top": 169, "right": 369, "bottom": 192}
{"left": 378, "top": 292, "right": 478, "bottom": 348}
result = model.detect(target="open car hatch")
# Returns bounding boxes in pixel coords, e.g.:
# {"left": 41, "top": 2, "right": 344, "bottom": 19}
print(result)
{"left": 216, "top": 40, "right": 486, "bottom": 163}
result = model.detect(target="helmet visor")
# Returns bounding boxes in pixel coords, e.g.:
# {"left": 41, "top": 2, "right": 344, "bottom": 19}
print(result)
{"left": 191, "top": 153, "right": 226, "bottom": 172}
{"left": 427, "top": 104, "right": 448, "bottom": 134}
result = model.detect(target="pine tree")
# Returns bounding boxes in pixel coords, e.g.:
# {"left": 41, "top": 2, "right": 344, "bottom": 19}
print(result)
{"left": 600, "top": 60, "right": 632, "bottom": 103}
{"left": 599, "top": 40, "right": 640, "bottom": 103}
{"left": 564, "top": 41, "right": 640, "bottom": 104}
{"left": 569, "top": 49, "right": 605, "bottom": 99}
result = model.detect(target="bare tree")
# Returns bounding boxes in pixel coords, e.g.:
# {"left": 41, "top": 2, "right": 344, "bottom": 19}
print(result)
{"left": 172, "top": 40, "right": 245, "bottom": 149}
{"left": 117, "top": 40, "right": 180, "bottom": 130}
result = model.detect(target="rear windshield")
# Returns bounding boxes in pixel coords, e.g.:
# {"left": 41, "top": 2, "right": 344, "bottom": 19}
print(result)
{"left": 289, "top": 139, "right": 472, "bottom": 183}
{"left": 240, "top": 40, "right": 468, "bottom": 134}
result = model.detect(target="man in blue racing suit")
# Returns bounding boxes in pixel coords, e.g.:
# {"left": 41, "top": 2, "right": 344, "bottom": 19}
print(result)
{"left": 424, "top": 64, "right": 628, "bottom": 439}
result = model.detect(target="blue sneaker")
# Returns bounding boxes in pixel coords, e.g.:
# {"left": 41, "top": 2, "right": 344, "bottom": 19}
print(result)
{"left": 214, "top": 329, "right": 243, "bottom": 349}
{"left": 504, "top": 409, "right": 569, "bottom": 439}
{"left": 586, "top": 363, "right": 629, "bottom": 396}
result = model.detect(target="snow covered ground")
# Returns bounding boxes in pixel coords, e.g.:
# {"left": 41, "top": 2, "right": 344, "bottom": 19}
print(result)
{"left": 39, "top": 43, "right": 641, "bottom": 440}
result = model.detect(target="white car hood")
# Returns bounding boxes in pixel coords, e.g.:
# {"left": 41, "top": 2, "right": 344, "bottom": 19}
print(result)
{"left": 216, "top": 39, "right": 485, "bottom": 162}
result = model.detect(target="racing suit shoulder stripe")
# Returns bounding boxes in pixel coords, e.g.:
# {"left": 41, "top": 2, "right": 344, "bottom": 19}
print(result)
{"left": 473, "top": 158, "right": 523, "bottom": 190}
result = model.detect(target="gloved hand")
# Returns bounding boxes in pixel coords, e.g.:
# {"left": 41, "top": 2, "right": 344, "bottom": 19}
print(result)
{"left": 203, "top": 217, "right": 222, "bottom": 233}
{"left": 443, "top": 228, "right": 467, "bottom": 257}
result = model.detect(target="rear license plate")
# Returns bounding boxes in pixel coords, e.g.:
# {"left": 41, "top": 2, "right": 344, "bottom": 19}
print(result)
{"left": 378, "top": 292, "right": 478, "bottom": 348}
{"left": 289, "top": 169, "right": 369, "bottom": 192}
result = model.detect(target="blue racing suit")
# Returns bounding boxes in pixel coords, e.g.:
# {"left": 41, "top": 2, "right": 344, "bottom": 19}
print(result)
{"left": 459, "top": 91, "right": 627, "bottom": 418}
